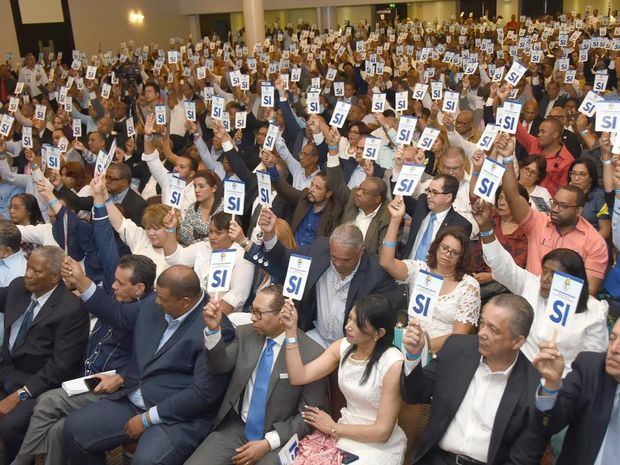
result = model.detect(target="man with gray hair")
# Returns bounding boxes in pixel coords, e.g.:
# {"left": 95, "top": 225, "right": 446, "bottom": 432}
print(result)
{"left": 258, "top": 208, "right": 397, "bottom": 346}
{"left": 401, "top": 293, "right": 547, "bottom": 465}
{"left": 0, "top": 246, "right": 89, "bottom": 464}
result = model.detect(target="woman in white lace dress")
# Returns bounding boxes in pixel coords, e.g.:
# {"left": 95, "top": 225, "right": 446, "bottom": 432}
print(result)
{"left": 380, "top": 196, "right": 481, "bottom": 354}
{"left": 280, "top": 294, "right": 406, "bottom": 465}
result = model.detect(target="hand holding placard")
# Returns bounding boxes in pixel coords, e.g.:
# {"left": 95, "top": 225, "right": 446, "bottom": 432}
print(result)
{"left": 207, "top": 249, "right": 237, "bottom": 294}
{"left": 283, "top": 254, "right": 312, "bottom": 300}
{"left": 544, "top": 271, "right": 584, "bottom": 332}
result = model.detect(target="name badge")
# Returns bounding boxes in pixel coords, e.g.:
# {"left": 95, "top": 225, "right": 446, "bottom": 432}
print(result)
{"left": 393, "top": 163, "right": 425, "bottom": 197}
{"left": 224, "top": 180, "right": 245, "bottom": 215}
{"left": 207, "top": 249, "right": 237, "bottom": 293}
{"left": 283, "top": 254, "right": 312, "bottom": 300}
{"left": 409, "top": 269, "right": 443, "bottom": 321}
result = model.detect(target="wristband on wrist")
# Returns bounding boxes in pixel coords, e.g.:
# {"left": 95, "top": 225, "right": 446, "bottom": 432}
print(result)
{"left": 327, "top": 145, "right": 339, "bottom": 151}
{"left": 285, "top": 337, "right": 298, "bottom": 345}
{"left": 406, "top": 352, "right": 422, "bottom": 361}
{"left": 540, "top": 383, "right": 560, "bottom": 395}
{"left": 207, "top": 328, "right": 220, "bottom": 335}
{"left": 141, "top": 413, "right": 151, "bottom": 429}
{"left": 144, "top": 134, "right": 153, "bottom": 141}
{"left": 472, "top": 171, "right": 480, "bottom": 176}
{"left": 579, "top": 129, "right": 589, "bottom": 136}
{"left": 479, "top": 229, "right": 494, "bottom": 237}
{"left": 615, "top": 189, "right": 620, "bottom": 195}
{"left": 382, "top": 240, "right": 397, "bottom": 248}
{"left": 93, "top": 202, "right": 106, "bottom": 208}
{"left": 165, "top": 227, "right": 176, "bottom": 233}
{"left": 49, "top": 198, "right": 59, "bottom": 207}
{"left": 501, "top": 156, "right": 514, "bottom": 165}
{"left": 603, "top": 159, "right": 612, "bottom": 166}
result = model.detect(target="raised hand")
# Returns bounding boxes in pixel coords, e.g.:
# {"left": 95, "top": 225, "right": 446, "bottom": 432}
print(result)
{"left": 279, "top": 299, "right": 298, "bottom": 332}
{"left": 471, "top": 149, "right": 485, "bottom": 172}
{"left": 494, "top": 133, "right": 515, "bottom": 159}
{"left": 257, "top": 207, "right": 277, "bottom": 241}
{"left": 388, "top": 196, "right": 406, "bottom": 221}
{"left": 144, "top": 113, "right": 155, "bottom": 136}
{"left": 403, "top": 319, "right": 425, "bottom": 355}
{"left": 203, "top": 299, "right": 222, "bottom": 332}
{"left": 533, "top": 340, "right": 564, "bottom": 391}
{"left": 471, "top": 198, "right": 494, "bottom": 232}
{"left": 228, "top": 219, "right": 247, "bottom": 244}
{"left": 162, "top": 208, "right": 178, "bottom": 230}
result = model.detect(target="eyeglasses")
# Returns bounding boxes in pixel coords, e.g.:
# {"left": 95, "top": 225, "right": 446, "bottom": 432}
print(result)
{"left": 549, "top": 198, "right": 578, "bottom": 211}
{"left": 569, "top": 170, "right": 589, "bottom": 179}
{"left": 425, "top": 188, "right": 448, "bottom": 197}
{"left": 441, "top": 161, "right": 464, "bottom": 174}
{"left": 250, "top": 307, "right": 280, "bottom": 320}
{"left": 520, "top": 167, "right": 539, "bottom": 177}
{"left": 105, "top": 176, "right": 124, "bottom": 182}
{"left": 437, "top": 243, "right": 461, "bottom": 258}
{"left": 455, "top": 119, "right": 473, "bottom": 126}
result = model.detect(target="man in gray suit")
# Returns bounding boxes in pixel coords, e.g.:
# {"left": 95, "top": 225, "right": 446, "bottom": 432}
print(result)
{"left": 185, "top": 285, "right": 328, "bottom": 465}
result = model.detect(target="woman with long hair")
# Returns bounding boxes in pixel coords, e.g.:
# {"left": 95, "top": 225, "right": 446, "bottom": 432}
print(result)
{"left": 178, "top": 169, "right": 224, "bottom": 246}
{"left": 280, "top": 294, "right": 406, "bottom": 465}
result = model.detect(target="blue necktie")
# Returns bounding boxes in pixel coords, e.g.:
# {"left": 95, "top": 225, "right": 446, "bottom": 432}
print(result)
{"left": 11, "top": 299, "right": 37, "bottom": 354}
{"left": 601, "top": 388, "right": 620, "bottom": 463}
{"left": 414, "top": 212, "right": 437, "bottom": 261}
{"left": 245, "top": 339, "right": 277, "bottom": 440}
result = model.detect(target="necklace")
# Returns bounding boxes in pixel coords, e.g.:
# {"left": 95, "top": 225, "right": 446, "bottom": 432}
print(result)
{"left": 431, "top": 268, "right": 455, "bottom": 278}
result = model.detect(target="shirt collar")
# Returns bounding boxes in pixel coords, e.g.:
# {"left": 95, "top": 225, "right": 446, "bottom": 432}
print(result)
{"left": 33, "top": 285, "right": 58, "bottom": 308}
{"left": 329, "top": 259, "right": 361, "bottom": 284}
{"left": 267, "top": 332, "right": 286, "bottom": 347}
{"left": 358, "top": 203, "right": 381, "bottom": 219}
{"left": 0, "top": 250, "right": 25, "bottom": 266}
{"left": 479, "top": 353, "right": 519, "bottom": 378}
{"left": 164, "top": 291, "right": 204, "bottom": 325}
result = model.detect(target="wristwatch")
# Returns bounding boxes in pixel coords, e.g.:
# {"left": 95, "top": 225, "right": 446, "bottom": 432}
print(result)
{"left": 17, "top": 387, "right": 30, "bottom": 401}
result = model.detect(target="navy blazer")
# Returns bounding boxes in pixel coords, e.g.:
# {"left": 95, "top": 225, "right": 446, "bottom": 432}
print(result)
{"left": 399, "top": 193, "right": 473, "bottom": 259}
{"left": 82, "top": 288, "right": 233, "bottom": 427}
{"left": 539, "top": 351, "right": 619, "bottom": 465}
{"left": 264, "top": 236, "right": 398, "bottom": 333}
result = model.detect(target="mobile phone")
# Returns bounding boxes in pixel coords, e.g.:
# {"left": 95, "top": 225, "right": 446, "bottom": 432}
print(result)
{"left": 339, "top": 450, "right": 359, "bottom": 464}
{"left": 84, "top": 377, "right": 101, "bottom": 391}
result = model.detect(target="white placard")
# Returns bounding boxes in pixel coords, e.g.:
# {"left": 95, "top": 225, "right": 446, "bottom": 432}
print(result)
{"left": 184, "top": 101, "right": 196, "bottom": 121}
{"left": 408, "top": 269, "right": 444, "bottom": 321}
{"left": 101, "top": 83, "right": 111, "bottom": 100}
{"left": 230, "top": 70, "right": 241, "bottom": 87}
{"left": 496, "top": 102, "right": 522, "bottom": 134}
{"left": 544, "top": 271, "right": 584, "bottom": 330}
{"left": 47, "top": 146, "right": 61, "bottom": 170}
{"left": 412, "top": 83, "right": 428, "bottom": 100}
{"left": 329, "top": 101, "right": 351, "bottom": 128}
{"left": 504, "top": 61, "right": 527, "bottom": 86}
{"left": 595, "top": 101, "right": 620, "bottom": 132}
{"left": 475, "top": 124, "right": 500, "bottom": 151}
{"left": 593, "top": 74, "right": 609, "bottom": 93}
{"left": 164, "top": 175, "right": 186, "bottom": 208}
{"left": 235, "top": 111, "right": 247, "bottom": 129}
{"left": 34, "top": 104, "right": 46, "bottom": 121}
{"left": 326, "top": 68, "right": 337, "bottom": 81}
{"left": 223, "top": 180, "right": 245, "bottom": 215}
{"left": 21, "top": 126, "right": 33, "bottom": 148}
{"left": 207, "top": 248, "right": 237, "bottom": 293}
{"left": 94, "top": 149, "right": 112, "bottom": 175}
{"left": 395, "top": 116, "right": 418, "bottom": 145}
{"left": 371, "top": 93, "right": 386, "bottom": 113}
{"left": 283, "top": 254, "right": 312, "bottom": 300}
{"left": 334, "top": 82, "right": 345, "bottom": 97}
{"left": 442, "top": 91, "right": 459, "bottom": 113}
{"left": 261, "top": 84, "right": 275, "bottom": 107}
{"left": 393, "top": 163, "right": 426, "bottom": 196}
{"left": 86, "top": 65, "right": 97, "bottom": 80}
{"left": 578, "top": 91, "right": 604, "bottom": 117}
{"left": 256, "top": 171, "right": 272, "bottom": 207}
{"left": 564, "top": 69, "right": 576, "bottom": 84}
{"left": 430, "top": 81, "right": 443, "bottom": 101}
{"left": 211, "top": 95, "right": 225, "bottom": 120}
{"left": 8, "top": 96, "right": 18, "bottom": 113}
{"left": 126, "top": 117, "right": 135, "bottom": 137}
{"left": 263, "top": 124, "right": 279, "bottom": 151}
{"left": 155, "top": 105, "right": 167, "bottom": 125}
{"left": 0, "top": 114, "right": 14, "bottom": 138}
{"left": 473, "top": 158, "right": 505, "bottom": 202}
{"left": 277, "top": 433, "right": 299, "bottom": 465}
{"left": 395, "top": 90, "right": 408, "bottom": 112}
{"left": 291, "top": 67, "right": 301, "bottom": 82}
{"left": 57, "top": 137, "right": 69, "bottom": 153}
{"left": 362, "top": 136, "right": 381, "bottom": 160}
{"left": 417, "top": 127, "right": 440, "bottom": 150}
{"left": 14, "top": 82, "right": 24, "bottom": 95}
{"left": 306, "top": 92, "right": 320, "bottom": 114}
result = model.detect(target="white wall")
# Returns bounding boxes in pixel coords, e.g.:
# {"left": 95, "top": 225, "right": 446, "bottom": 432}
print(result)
{"left": 407, "top": 1, "right": 458, "bottom": 22}
{"left": 0, "top": 0, "right": 21, "bottom": 59}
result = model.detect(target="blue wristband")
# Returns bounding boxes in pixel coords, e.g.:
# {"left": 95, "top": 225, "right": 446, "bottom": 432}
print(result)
{"left": 406, "top": 352, "right": 421, "bottom": 361}
{"left": 382, "top": 240, "right": 397, "bottom": 248}
{"left": 93, "top": 202, "right": 105, "bottom": 208}
{"left": 501, "top": 156, "right": 514, "bottom": 165}
{"left": 285, "top": 337, "right": 298, "bottom": 345}
{"left": 207, "top": 328, "right": 220, "bottom": 335}
{"left": 479, "top": 229, "right": 494, "bottom": 237}
{"left": 472, "top": 171, "right": 480, "bottom": 176}
{"left": 615, "top": 189, "right": 620, "bottom": 195}
{"left": 540, "top": 383, "right": 560, "bottom": 395}
{"left": 165, "top": 227, "right": 177, "bottom": 233}
{"left": 49, "top": 198, "right": 59, "bottom": 207}
{"left": 141, "top": 413, "right": 151, "bottom": 429}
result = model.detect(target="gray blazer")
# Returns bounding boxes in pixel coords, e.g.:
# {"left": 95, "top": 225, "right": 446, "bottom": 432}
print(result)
{"left": 205, "top": 325, "right": 329, "bottom": 445}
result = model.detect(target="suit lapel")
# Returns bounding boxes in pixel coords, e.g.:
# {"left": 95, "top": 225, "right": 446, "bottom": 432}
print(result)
{"left": 29, "top": 286, "right": 64, "bottom": 329}
{"left": 5, "top": 288, "right": 32, "bottom": 328}
{"left": 486, "top": 354, "right": 526, "bottom": 464}
{"left": 346, "top": 253, "right": 368, "bottom": 311}
{"left": 446, "top": 343, "right": 481, "bottom": 418}
{"left": 266, "top": 343, "right": 286, "bottom": 403}
{"left": 149, "top": 309, "right": 199, "bottom": 363}
{"left": 144, "top": 312, "right": 169, "bottom": 365}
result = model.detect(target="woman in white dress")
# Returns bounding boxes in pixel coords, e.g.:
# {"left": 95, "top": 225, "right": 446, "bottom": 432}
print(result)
{"left": 161, "top": 210, "right": 254, "bottom": 314}
{"left": 280, "top": 294, "right": 406, "bottom": 465}
{"left": 380, "top": 196, "right": 481, "bottom": 354}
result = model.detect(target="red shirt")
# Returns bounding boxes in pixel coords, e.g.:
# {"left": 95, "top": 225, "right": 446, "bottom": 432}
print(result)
{"left": 516, "top": 123, "right": 574, "bottom": 196}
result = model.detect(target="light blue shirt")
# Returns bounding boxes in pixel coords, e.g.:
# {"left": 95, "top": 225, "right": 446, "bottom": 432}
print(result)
{"left": 347, "top": 164, "right": 367, "bottom": 190}
{"left": 8, "top": 286, "right": 57, "bottom": 350}
{"left": 0, "top": 182, "right": 25, "bottom": 220}
{"left": 536, "top": 384, "right": 620, "bottom": 465}
{"left": 110, "top": 187, "right": 129, "bottom": 204}
{"left": 0, "top": 250, "right": 27, "bottom": 287}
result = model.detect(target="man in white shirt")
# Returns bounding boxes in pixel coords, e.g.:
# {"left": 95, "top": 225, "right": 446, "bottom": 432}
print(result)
{"left": 18, "top": 54, "right": 48, "bottom": 97}
{"left": 401, "top": 293, "right": 547, "bottom": 465}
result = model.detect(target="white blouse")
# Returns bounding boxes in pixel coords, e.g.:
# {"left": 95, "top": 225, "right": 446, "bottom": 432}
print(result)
{"left": 116, "top": 218, "right": 168, "bottom": 277}
{"left": 483, "top": 238, "right": 609, "bottom": 375}
{"left": 164, "top": 241, "right": 254, "bottom": 312}
{"left": 401, "top": 260, "right": 481, "bottom": 339}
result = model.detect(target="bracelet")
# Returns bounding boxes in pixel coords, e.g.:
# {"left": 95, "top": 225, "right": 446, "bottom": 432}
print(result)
{"left": 330, "top": 426, "right": 338, "bottom": 437}
{"left": 382, "top": 240, "right": 397, "bottom": 248}
{"left": 603, "top": 159, "right": 612, "bottom": 166}
{"left": 93, "top": 202, "right": 106, "bottom": 208}
{"left": 615, "top": 189, "right": 620, "bottom": 195}
{"left": 240, "top": 238, "right": 251, "bottom": 249}
{"left": 141, "top": 413, "right": 151, "bottom": 429}
{"left": 327, "top": 145, "right": 339, "bottom": 150}
{"left": 580, "top": 129, "right": 589, "bottom": 136}
{"left": 540, "top": 383, "right": 560, "bottom": 395}
{"left": 144, "top": 134, "right": 153, "bottom": 141}
{"left": 285, "top": 337, "right": 298, "bottom": 345}
{"left": 49, "top": 198, "right": 59, "bottom": 207}
{"left": 479, "top": 229, "right": 494, "bottom": 237}
{"left": 472, "top": 171, "right": 480, "bottom": 176}
{"left": 406, "top": 352, "right": 421, "bottom": 361}
{"left": 501, "top": 156, "right": 514, "bottom": 165}
{"left": 285, "top": 344, "right": 299, "bottom": 350}
{"left": 165, "top": 227, "right": 176, "bottom": 233}
{"left": 206, "top": 328, "right": 220, "bottom": 335}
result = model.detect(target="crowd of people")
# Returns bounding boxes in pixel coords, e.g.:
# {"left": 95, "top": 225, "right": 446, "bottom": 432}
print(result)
{"left": 0, "top": 6, "right": 619, "bottom": 465}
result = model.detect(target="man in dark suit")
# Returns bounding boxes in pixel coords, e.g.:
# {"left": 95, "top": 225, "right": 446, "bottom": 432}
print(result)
{"left": 259, "top": 210, "right": 397, "bottom": 346}
{"left": 0, "top": 246, "right": 89, "bottom": 465}
{"left": 62, "top": 264, "right": 234, "bottom": 465}
{"left": 186, "top": 284, "right": 328, "bottom": 465}
{"left": 398, "top": 174, "right": 472, "bottom": 259}
{"left": 533, "top": 320, "right": 620, "bottom": 465}
{"left": 533, "top": 81, "right": 568, "bottom": 119}
{"left": 401, "top": 293, "right": 547, "bottom": 465}
{"left": 517, "top": 100, "right": 544, "bottom": 160}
